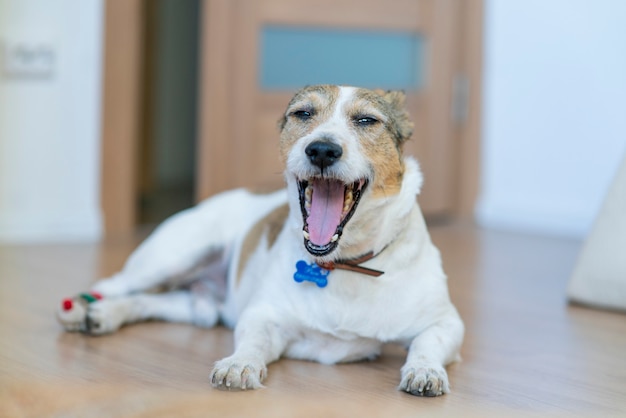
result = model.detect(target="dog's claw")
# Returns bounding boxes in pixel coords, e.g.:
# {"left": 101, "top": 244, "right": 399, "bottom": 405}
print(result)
{"left": 211, "top": 358, "right": 266, "bottom": 391}
{"left": 399, "top": 365, "right": 449, "bottom": 397}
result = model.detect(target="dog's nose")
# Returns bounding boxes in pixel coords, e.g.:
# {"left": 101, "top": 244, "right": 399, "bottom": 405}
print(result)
{"left": 305, "top": 141, "right": 343, "bottom": 169}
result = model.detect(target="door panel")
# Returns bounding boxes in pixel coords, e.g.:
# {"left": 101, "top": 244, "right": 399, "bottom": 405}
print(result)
{"left": 259, "top": 27, "right": 425, "bottom": 90}
{"left": 199, "top": 0, "right": 461, "bottom": 215}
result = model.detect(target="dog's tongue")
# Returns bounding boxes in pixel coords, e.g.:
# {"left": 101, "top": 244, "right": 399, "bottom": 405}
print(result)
{"left": 307, "top": 179, "right": 344, "bottom": 246}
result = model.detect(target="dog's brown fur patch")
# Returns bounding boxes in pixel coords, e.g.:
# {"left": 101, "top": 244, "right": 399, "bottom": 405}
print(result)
{"left": 376, "top": 90, "right": 414, "bottom": 146}
{"left": 278, "top": 85, "right": 340, "bottom": 164}
{"left": 350, "top": 89, "right": 413, "bottom": 198}
{"left": 236, "top": 203, "right": 289, "bottom": 286}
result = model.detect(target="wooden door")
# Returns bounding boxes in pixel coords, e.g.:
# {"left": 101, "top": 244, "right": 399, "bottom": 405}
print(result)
{"left": 99, "top": 0, "right": 482, "bottom": 236}
{"left": 198, "top": 0, "right": 467, "bottom": 215}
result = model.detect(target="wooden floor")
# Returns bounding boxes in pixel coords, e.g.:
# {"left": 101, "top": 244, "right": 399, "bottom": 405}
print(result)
{"left": 1, "top": 223, "right": 625, "bottom": 417}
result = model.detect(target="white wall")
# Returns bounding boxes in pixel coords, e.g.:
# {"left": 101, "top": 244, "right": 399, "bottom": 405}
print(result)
{"left": 478, "top": 0, "right": 626, "bottom": 237}
{"left": 0, "top": 0, "right": 103, "bottom": 242}
{"left": 1, "top": 0, "right": 624, "bottom": 242}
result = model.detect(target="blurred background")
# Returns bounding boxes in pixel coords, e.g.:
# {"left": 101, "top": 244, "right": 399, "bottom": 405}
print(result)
{"left": 0, "top": 0, "right": 624, "bottom": 242}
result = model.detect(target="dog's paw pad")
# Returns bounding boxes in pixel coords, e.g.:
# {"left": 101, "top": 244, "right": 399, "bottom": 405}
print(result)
{"left": 399, "top": 365, "right": 449, "bottom": 397}
{"left": 211, "top": 358, "right": 267, "bottom": 391}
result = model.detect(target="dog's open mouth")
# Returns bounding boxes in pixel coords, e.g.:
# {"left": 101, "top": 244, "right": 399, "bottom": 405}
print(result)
{"left": 297, "top": 178, "right": 368, "bottom": 257}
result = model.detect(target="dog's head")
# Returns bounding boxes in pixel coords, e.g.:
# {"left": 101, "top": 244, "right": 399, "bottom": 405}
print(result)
{"left": 279, "top": 85, "right": 415, "bottom": 258}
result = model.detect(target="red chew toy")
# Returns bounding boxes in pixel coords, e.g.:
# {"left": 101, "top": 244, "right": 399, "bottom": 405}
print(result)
{"left": 62, "top": 299, "right": 73, "bottom": 311}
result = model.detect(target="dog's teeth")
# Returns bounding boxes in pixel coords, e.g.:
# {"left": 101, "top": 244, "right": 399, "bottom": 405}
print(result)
{"left": 343, "top": 190, "right": 353, "bottom": 214}
{"left": 303, "top": 230, "right": 310, "bottom": 240}
{"left": 342, "top": 202, "right": 351, "bottom": 214}
{"left": 342, "top": 199, "right": 352, "bottom": 214}
{"left": 305, "top": 186, "right": 313, "bottom": 212}
{"left": 331, "top": 234, "right": 339, "bottom": 242}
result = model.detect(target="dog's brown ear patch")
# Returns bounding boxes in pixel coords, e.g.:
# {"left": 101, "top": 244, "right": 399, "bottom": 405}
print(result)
{"left": 377, "top": 90, "right": 414, "bottom": 146}
{"left": 381, "top": 90, "right": 407, "bottom": 108}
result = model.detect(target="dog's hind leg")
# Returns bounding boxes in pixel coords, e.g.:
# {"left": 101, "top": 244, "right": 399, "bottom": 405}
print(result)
{"left": 93, "top": 189, "right": 286, "bottom": 297}
{"left": 72, "top": 289, "right": 220, "bottom": 335}
{"left": 57, "top": 189, "right": 286, "bottom": 333}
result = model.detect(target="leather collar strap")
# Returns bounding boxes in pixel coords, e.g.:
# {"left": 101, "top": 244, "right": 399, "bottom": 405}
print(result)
{"left": 316, "top": 251, "right": 384, "bottom": 277}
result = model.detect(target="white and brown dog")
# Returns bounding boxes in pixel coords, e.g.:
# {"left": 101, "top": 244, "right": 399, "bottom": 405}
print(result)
{"left": 57, "top": 85, "right": 464, "bottom": 396}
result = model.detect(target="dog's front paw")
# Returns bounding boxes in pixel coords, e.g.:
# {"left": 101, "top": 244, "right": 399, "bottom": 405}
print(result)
{"left": 399, "top": 364, "right": 450, "bottom": 397}
{"left": 211, "top": 357, "right": 267, "bottom": 391}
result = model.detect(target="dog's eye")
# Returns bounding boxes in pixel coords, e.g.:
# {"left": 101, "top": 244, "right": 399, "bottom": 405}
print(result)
{"left": 292, "top": 110, "right": 313, "bottom": 120}
{"left": 355, "top": 116, "right": 379, "bottom": 126}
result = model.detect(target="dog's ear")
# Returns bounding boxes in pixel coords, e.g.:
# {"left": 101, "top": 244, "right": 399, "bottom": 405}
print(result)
{"left": 377, "top": 90, "right": 414, "bottom": 145}
{"left": 381, "top": 90, "right": 406, "bottom": 109}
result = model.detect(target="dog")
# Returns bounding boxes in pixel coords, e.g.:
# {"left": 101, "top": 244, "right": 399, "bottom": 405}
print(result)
{"left": 57, "top": 85, "right": 464, "bottom": 396}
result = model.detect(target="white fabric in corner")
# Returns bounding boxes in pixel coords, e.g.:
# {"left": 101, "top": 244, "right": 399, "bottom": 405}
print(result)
{"left": 568, "top": 151, "right": 626, "bottom": 312}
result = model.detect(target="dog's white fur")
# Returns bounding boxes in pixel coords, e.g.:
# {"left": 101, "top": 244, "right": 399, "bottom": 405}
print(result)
{"left": 57, "top": 86, "right": 464, "bottom": 396}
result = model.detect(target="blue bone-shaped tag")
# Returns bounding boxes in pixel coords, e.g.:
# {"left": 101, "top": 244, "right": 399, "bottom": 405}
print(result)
{"left": 293, "top": 260, "right": 330, "bottom": 288}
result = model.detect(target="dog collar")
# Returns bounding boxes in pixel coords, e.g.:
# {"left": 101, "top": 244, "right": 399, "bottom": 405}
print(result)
{"left": 293, "top": 249, "right": 385, "bottom": 288}
{"left": 316, "top": 251, "right": 384, "bottom": 277}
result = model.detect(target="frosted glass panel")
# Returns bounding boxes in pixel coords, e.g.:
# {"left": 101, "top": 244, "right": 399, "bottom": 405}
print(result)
{"left": 260, "top": 26, "right": 425, "bottom": 90}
